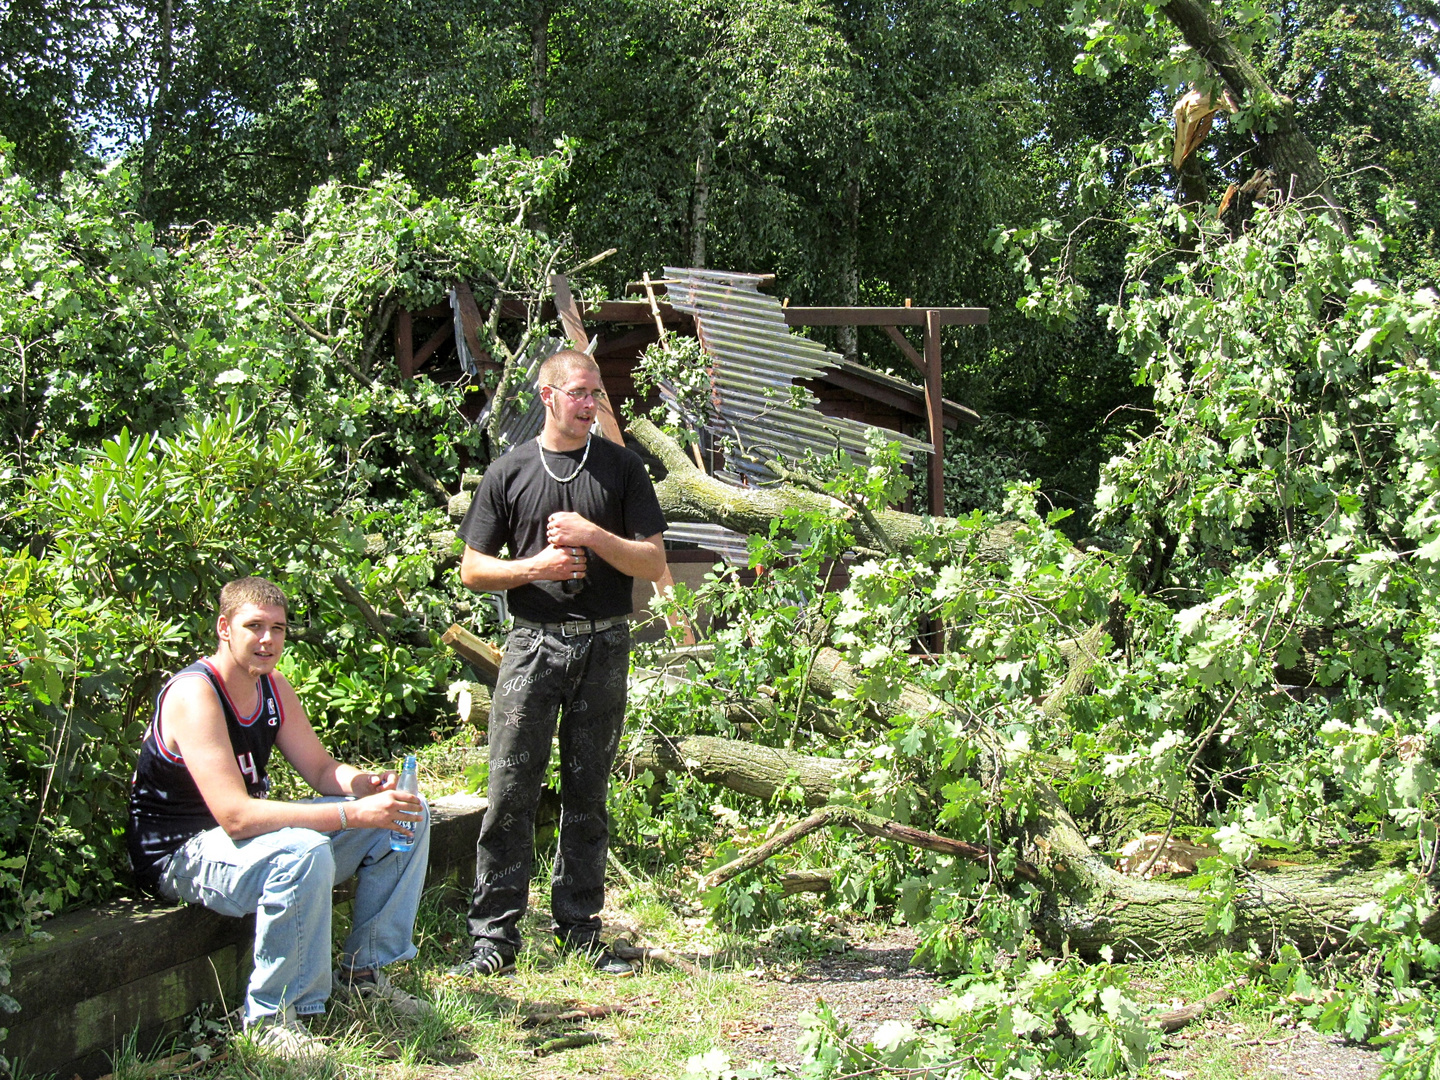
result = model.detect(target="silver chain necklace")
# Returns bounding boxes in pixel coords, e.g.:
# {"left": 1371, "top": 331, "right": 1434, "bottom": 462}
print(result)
{"left": 536, "top": 432, "right": 592, "bottom": 484}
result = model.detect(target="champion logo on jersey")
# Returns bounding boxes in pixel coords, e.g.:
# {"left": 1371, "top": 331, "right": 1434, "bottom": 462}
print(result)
{"left": 267, "top": 697, "right": 278, "bottom": 726}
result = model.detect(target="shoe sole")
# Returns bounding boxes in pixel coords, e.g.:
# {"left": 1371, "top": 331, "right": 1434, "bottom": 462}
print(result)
{"left": 447, "top": 957, "right": 516, "bottom": 978}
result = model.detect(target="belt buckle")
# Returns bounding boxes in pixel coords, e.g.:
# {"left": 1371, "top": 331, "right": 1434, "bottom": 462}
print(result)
{"left": 561, "top": 619, "right": 586, "bottom": 637}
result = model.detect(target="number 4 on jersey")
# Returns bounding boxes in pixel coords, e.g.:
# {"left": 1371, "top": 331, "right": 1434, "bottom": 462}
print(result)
{"left": 237, "top": 751, "right": 260, "bottom": 786}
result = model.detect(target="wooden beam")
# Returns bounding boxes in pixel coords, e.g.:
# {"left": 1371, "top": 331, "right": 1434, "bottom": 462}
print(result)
{"left": 924, "top": 309, "right": 945, "bottom": 517}
{"left": 882, "top": 325, "right": 926, "bottom": 379}
{"left": 784, "top": 307, "right": 988, "bottom": 328}
{"left": 395, "top": 308, "right": 415, "bottom": 379}
{"left": 582, "top": 300, "right": 689, "bottom": 325}
{"left": 412, "top": 320, "right": 454, "bottom": 371}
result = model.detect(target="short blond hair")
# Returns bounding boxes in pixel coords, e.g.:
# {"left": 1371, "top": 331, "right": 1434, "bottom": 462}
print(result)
{"left": 219, "top": 576, "right": 289, "bottom": 620}
{"left": 537, "top": 348, "right": 599, "bottom": 387}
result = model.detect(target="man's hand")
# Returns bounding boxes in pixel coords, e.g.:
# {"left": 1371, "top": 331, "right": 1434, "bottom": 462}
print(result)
{"left": 346, "top": 788, "right": 424, "bottom": 835}
{"left": 546, "top": 511, "right": 598, "bottom": 548}
{"left": 531, "top": 541, "right": 588, "bottom": 582}
{"left": 347, "top": 770, "right": 397, "bottom": 797}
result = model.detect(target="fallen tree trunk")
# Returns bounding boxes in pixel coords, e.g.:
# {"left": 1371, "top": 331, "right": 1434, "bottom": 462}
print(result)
{"left": 628, "top": 417, "right": 1026, "bottom": 562}
{"left": 625, "top": 733, "right": 848, "bottom": 807}
{"left": 631, "top": 729, "right": 1437, "bottom": 960}
{"left": 1017, "top": 783, "right": 1437, "bottom": 959}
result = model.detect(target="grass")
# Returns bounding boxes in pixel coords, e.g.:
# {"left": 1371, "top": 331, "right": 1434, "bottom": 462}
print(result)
{"left": 76, "top": 874, "right": 763, "bottom": 1080}
{"left": 59, "top": 902, "right": 1383, "bottom": 1080}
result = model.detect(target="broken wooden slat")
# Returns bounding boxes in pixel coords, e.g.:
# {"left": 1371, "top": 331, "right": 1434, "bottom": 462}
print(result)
{"left": 453, "top": 283, "right": 490, "bottom": 365}
{"left": 550, "top": 273, "right": 590, "bottom": 350}
{"left": 442, "top": 623, "right": 502, "bottom": 685}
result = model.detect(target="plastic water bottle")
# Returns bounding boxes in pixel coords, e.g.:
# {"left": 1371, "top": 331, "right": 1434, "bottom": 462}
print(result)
{"left": 390, "top": 754, "right": 420, "bottom": 852}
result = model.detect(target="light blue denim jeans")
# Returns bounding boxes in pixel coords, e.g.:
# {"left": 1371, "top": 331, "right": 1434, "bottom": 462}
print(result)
{"left": 158, "top": 796, "right": 430, "bottom": 1024}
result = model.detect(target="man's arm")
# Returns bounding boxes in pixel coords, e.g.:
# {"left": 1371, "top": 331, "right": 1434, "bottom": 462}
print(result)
{"left": 164, "top": 678, "right": 420, "bottom": 840}
{"left": 460, "top": 542, "right": 578, "bottom": 592}
{"left": 546, "top": 516, "right": 667, "bottom": 583}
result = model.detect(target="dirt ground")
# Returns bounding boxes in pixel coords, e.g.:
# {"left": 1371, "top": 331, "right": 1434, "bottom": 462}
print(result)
{"left": 718, "top": 926, "right": 1384, "bottom": 1080}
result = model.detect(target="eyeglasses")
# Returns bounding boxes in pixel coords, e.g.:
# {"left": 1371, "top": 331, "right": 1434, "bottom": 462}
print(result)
{"left": 546, "top": 385, "right": 607, "bottom": 404}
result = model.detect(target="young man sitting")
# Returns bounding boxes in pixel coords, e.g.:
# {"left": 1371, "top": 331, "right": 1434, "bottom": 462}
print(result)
{"left": 126, "top": 576, "right": 431, "bottom": 1061}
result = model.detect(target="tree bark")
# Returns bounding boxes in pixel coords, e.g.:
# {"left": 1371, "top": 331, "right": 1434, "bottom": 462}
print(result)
{"left": 629, "top": 416, "right": 983, "bottom": 554}
{"left": 529, "top": 0, "right": 549, "bottom": 157}
{"left": 626, "top": 733, "right": 848, "bottom": 807}
{"left": 629, "top": 727, "right": 1437, "bottom": 959}
{"left": 836, "top": 174, "right": 861, "bottom": 363}
{"left": 1159, "top": 0, "right": 1348, "bottom": 229}
{"left": 691, "top": 119, "right": 714, "bottom": 268}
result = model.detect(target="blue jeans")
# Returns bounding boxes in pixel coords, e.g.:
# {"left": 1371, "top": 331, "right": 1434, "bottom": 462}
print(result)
{"left": 158, "top": 796, "right": 430, "bottom": 1024}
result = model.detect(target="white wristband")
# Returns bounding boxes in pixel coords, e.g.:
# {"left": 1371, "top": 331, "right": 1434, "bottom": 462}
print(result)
{"left": 338, "top": 804, "right": 349, "bottom": 831}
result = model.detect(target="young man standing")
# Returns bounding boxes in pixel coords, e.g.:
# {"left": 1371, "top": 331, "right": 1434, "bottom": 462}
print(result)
{"left": 126, "top": 576, "right": 430, "bottom": 1061}
{"left": 450, "top": 348, "right": 667, "bottom": 977}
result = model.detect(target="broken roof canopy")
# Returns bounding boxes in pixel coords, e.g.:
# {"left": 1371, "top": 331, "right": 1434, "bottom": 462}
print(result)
{"left": 661, "top": 267, "right": 931, "bottom": 487}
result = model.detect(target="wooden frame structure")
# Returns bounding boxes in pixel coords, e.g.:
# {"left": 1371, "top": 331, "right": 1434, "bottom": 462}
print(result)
{"left": 391, "top": 276, "right": 988, "bottom": 516}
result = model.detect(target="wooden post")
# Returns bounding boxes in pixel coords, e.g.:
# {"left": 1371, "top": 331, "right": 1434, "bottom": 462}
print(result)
{"left": 924, "top": 309, "right": 945, "bottom": 516}
{"left": 395, "top": 308, "right": 415, "bottom": 379}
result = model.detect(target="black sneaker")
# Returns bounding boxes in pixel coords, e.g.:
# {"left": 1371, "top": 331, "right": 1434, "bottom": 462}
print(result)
{"left": 447, "top": 942, "right": 516, "bottom": 978}
{"left": 555, "top": 935, "right": 634, "bottom": 977}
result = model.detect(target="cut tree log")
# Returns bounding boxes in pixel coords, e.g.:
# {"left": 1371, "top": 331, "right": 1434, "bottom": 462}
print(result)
{"left": 454, "top": 680, "right": 492, "bottom": 738}
{"left": 781, "top": 869, "right": 833, "bottom": 895}
{"left": 442, "top": 624, "right": 503, "bottom": 685}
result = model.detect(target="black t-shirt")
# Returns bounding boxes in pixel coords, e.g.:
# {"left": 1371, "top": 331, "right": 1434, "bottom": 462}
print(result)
{"left": 459, "top": 435, "right": 668, "bottom": 622}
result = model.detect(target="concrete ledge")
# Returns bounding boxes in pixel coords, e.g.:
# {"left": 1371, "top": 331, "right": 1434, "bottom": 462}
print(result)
{"left": 4, "top": 792, "right": 486, "bottom": 1079}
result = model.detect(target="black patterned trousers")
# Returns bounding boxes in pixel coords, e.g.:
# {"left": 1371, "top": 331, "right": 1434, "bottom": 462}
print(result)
{"left": 467, "top": 621, "right": 630, "bottom": 952}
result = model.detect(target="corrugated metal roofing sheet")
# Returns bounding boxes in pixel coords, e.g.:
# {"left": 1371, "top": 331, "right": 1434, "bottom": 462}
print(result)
{"left": 661, "top": 267, "right": 931, "bottom": 486}
{"left": 478, "top": 334, "right": 563, "bottom": 453}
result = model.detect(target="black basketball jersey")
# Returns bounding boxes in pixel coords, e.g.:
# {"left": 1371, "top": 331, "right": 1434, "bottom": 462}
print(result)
{"left": 126, "top": 659, "right": 285, "bottom": 892}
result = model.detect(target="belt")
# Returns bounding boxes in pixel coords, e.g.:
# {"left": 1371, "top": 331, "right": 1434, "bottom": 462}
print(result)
{"left": 511, "top": 615, "right": 627, "bottom": 637}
